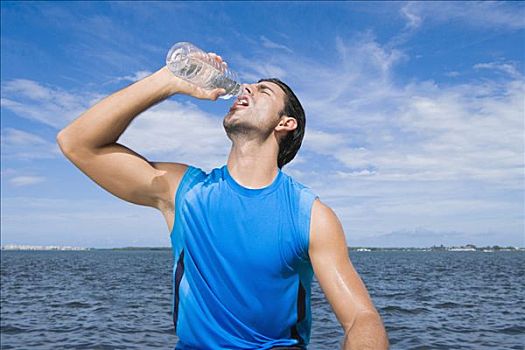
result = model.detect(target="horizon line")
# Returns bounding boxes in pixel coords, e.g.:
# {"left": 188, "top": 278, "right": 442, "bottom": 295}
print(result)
{"left": 1, "top": 243, "right": 524, "bottom": 250}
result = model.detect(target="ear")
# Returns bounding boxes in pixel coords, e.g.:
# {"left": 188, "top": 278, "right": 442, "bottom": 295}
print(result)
{"left": 275, "top": 116, "right": 297, "bottom": 132}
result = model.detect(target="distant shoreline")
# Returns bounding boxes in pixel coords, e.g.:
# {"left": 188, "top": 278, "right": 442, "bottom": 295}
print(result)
{"left": 1, "top": 244, "right": 524, "bottom": 252}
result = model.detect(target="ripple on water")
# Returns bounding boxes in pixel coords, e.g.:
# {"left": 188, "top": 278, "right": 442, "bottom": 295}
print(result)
{"left": 1, "top": 250, "right": 524, "bottom": 349}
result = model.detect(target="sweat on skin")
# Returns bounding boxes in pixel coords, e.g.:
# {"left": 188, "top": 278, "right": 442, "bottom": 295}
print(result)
{"left": 56, "top": 52, "right": 389, "bottom": 349}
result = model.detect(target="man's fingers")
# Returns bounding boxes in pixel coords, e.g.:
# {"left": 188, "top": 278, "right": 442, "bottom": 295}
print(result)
{"left": 208, "top": 52, "right": 223, "bottom": 63}
{"left": 205, "top": 52, "right": 228, "bottom": 73}
{"left": 220, "top": 61, "right": 228, "bottom": 73}
{"left": 210, "top": 88, "right": 226, "bottom": 100}
{"left": 194, "top": 87, "right": 226, "bottom": 101}
{"left": 184, "top": 52, "right": 227, "bottom": 100}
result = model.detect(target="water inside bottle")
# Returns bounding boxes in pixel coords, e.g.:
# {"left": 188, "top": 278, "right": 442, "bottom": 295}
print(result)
{"left": 168, "top": 56, "right": 240, "bottom": 99}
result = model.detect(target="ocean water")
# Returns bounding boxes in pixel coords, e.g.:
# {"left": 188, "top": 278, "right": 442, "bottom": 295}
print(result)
{"left": 1, "top": 250, "right": 523, "bottom": 349}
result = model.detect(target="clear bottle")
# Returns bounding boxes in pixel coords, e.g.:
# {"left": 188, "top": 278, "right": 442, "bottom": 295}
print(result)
{"left": 166, "top": 42, "right": 242, "bottom": 99}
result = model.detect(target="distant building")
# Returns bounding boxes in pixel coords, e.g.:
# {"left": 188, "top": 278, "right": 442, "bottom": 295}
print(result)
{"left": 1, "top": 244, "right": 89, "bottom": 251}
{"left": 448, "top": 247, "right": 476, "bottom": 251}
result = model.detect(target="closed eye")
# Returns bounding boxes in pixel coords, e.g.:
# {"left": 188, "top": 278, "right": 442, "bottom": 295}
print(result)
{"left": 257, "top": 84, "right": 273, "bottom": 96}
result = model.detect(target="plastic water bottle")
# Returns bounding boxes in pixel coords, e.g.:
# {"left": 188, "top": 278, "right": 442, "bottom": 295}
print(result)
{"left": 166, "top": 42, "right": 242, "bottom": 99}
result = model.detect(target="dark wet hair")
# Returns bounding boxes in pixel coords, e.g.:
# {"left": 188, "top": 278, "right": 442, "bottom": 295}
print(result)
{"left": 257, "top": 78, "right": 306, "bottom": 169}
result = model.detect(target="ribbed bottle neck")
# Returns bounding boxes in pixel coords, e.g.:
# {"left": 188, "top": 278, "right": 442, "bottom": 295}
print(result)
{"left": 220, "top": 82, "right": 242, "bottom": 100}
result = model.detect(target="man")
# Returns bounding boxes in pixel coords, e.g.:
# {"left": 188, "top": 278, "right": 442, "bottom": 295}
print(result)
{"left": 57, "top": 52, "right": 389, "bottom": 350}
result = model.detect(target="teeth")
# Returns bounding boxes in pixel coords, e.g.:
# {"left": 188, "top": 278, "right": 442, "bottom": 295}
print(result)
{"left": 237, "top": 97, "right": 249, "bottom": 106}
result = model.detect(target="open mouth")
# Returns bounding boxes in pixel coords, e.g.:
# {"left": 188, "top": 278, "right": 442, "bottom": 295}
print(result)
{"left": 230, "top": 95, "right": 250, "bottom": 111}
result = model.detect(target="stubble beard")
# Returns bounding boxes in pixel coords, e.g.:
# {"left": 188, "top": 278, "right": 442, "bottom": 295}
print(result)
{"left": 223, "top": 113, "right": 275, "bottom": 144}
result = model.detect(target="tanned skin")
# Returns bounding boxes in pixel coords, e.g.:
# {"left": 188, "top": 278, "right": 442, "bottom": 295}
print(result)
{"left": 57, "top": 53, "right": 389, "bottom": 349}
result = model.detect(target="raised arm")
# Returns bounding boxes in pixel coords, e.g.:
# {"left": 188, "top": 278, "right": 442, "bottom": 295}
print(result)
{"left": 309, "top": 199, "right": 389, "bottom": 350}
{"left": 56, "top": 61, "right": 225, "bottom": 214}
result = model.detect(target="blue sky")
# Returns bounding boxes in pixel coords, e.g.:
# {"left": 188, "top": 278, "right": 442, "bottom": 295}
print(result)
{"left": 1, "top": 2, "right": 524, "bottom": 248}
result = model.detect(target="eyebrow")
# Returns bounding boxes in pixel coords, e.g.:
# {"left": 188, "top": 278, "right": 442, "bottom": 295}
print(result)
{"left": 257, "top": 83, "right": 275, "bottom": 95}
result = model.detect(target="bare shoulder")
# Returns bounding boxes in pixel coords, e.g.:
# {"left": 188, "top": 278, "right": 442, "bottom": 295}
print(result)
{"left": 309, "top": 198, "right": 347, "bottom": 253}
{"left": 150, "top": 162, "right": 189, "bottom": 212}
{"left": 311, "top": 198, "right": 339, "bottom": 227}
{"left": 311, "top": 199, "right": 343, "bottom": 234}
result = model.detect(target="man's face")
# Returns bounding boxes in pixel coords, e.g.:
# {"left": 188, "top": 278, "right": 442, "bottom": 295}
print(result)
{"left": 223, "top": 81, "right": 286, "bottom": 141}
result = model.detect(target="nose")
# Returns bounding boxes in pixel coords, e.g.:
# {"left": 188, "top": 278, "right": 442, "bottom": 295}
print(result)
{"left": 242, "top": 84, "right": 253, "bottom": 95}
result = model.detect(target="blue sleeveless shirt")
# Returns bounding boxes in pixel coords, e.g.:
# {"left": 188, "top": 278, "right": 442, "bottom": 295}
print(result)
{"left": 170, "top": 164, "right": 319, "bottom": 349}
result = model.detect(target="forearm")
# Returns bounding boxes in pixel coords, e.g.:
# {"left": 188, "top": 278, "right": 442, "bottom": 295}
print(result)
{"left": 342, "top": 310, "right": 389, "bottom": 350}
{"left": 57, "top": 66, "right": 178, "bottom": 150}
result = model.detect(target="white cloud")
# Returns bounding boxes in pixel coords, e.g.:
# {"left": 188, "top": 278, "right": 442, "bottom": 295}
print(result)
{"left": 474, "top": 62, "right": 522, "bottom": 78}
{"left": 237, "top": 37, "right": 524, "bottom": 188}
{"left": 259, "top": 36, "right": 293, "bottom": 53}
{"left": 231, "top": 33, "right": 524, "bottom": 246}
{"left": 335, "top": 169, "right": 377, "bottom": 178}
{"left": 8, "top": 176, "right": 46, "bottom": 187}
{"left": 235, "top": 53, "right": 289, "bottom": 82}
{"left": 1, "top": 128, "right": 61, "bottom": 160}
{"left": 109, "top": 70, "right": 154, "bottom": 84}
{"left": 1, "top": 79, "right": 88, "bottom": 128}
{"left": 302, "top": 129, "right": 348, "bottom": 155}
{"left": 118, "top": 100, "right": 230, "bottom": 172}
{"left": 1, "top": 196, "right": 170, "bottom": 248}
{"left": 401, "top": 2, "right": 525, "bottom": 31}
{"left": 0, "top": 168, "right": 18, "bottom": 177}
{"left": 352, "top": 227, "right": 521, "bottom": 248}
{"left": 0, "top": 75, "right": 231, "bottom": 172}
{"left": 400, "top": 4, "right": 422, "bottom": 30}
{"left": 2, "top": 32, "right": 523, "bottom": 247}
{"left": 34, "top": 6, "right": 160, "bottom": 71}
{"left": 445, "top": 71, "right": 460, "bottom": 77}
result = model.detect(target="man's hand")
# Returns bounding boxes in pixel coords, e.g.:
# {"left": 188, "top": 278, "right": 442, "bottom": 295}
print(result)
{"left": 166, "top": 51, "right": 227, "bottom": 101}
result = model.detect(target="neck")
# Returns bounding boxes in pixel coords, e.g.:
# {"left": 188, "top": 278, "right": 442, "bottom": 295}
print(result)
{"left": 226, "top": 137, "right": 280, "bottom": 189}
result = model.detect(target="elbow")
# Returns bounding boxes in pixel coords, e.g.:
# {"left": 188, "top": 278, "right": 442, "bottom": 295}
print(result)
{"left": 56, "top": 129, "right": 66, "bottom": 145}
{"left": 57, "top": 129, "right": 84, "bottom": 157}
{"left": 56, "top": 130, "right": 73, "bottom": 155}
{"left": 56, "top": 130, "right": 96, "bottom": 163}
